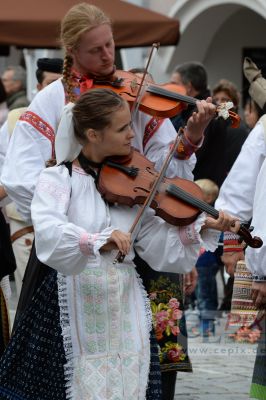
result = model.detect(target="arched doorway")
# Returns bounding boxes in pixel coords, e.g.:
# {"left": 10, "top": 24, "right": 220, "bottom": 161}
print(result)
{"left": 152, "top": 0, "right": 266, "bottom": 105}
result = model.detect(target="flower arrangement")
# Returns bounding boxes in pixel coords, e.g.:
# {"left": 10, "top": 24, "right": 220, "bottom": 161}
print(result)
{"left": 151, "top": 297, "right": 182, "bottom": 340}
{"left": 228, "top": 326, "right": 261, "bottom": 344}
{"left": 159, "top": 342, "right": 186, "bottom": 363}
{"left": 149, "top": 276, "right": 186, "bottom": 364}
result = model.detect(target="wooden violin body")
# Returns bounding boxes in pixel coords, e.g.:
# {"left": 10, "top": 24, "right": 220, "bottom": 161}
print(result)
{"left": 98, "top": 150, "right": 204, "bottom": 226}
{"left": 98, "top": 149, "right": 262, "bottom": 249}
{"left": 93, "top": 70, "right": 241, "bottom": 127}
{"left": 93, "top": 70, "right": 187, "bottom": 118}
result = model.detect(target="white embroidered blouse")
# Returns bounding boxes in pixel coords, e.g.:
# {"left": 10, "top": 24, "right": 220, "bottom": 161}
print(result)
{"left": 31, "top": 163, "right": 217, "bottom": 399}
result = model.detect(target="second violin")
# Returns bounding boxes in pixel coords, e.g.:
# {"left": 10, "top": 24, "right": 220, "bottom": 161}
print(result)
{"left": 93, "top": 70, "right": 241, "bottom": 127}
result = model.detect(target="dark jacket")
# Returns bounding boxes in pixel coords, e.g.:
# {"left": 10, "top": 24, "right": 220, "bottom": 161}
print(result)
{"left": 7, "top": 90, "right": 29, "bottom": 111}
{"left": 171, "top": 91, "right": 248, "bottom": 187}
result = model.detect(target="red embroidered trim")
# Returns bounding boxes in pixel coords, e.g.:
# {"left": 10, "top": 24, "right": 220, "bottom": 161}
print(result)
{"left": 223, "top": 239, "right": 243, "bottom": 253}
{"left": 174, "top": 133, "right": 203, "bottom": 160}
{"left": 143, "top": 117, "right": 165, "bottom": 150}
{"left": 20, "top": 111, "right": 55, "bottom": 158}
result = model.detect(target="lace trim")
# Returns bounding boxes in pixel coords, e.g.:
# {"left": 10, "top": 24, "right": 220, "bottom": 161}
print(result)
{"left": 79, "top": 232, "right": 90, "bottom": 256}
{"left": 79, "top": 232, "right": 101, "bottom": 257}
{"left": 224, "top": 231, "right": 240, "bottom": 241}
{"left": 135, "top": 271, "right": 152, "bottom": 399}
{"left": 57, "top": 273, "right": 74, "bottom": 400}
{"left": 179, "top": 223, "right": 200, "bottom": 245}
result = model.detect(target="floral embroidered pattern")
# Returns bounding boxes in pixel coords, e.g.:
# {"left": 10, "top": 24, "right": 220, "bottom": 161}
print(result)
{"left": 71, "top": 265, "right": 149, "bottom": 397}
{"left": 79, "top": 232, "right": 99, "bottom": 256}
{"left": 160, "top": 342, "right": 186, "bottom": 364}
{"left": 20, "top": 111, "right": 55, "bottom": 157}
{"left": 36, "top": 179, "right": 70, "bottom": 205}
{"left": 229, "top": 326, "right": 261, "bottom": 344}
{"left": 179, "top": 223, "right": 200, "bottom": 245}
{"left": 72, "top": 353, "right": 140, "bottom": 399}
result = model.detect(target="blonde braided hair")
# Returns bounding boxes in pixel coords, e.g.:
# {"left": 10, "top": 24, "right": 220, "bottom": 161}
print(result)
{"left": 61, "top": 3, "right": 111, "bottom": 102}
{"left": 62, "top": 55, "right": 75, "bottom": 102}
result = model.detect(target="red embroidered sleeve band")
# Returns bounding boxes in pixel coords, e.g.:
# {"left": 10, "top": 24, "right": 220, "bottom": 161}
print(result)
{"left": 174, "top": 129, "right": 204, "bottom": 160}
{"left": 223, "top": 231, "right": 243, "bottom": 253}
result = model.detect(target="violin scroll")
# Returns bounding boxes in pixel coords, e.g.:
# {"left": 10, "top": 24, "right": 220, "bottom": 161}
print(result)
{"left": 237, "top": 223, "right": 263, "bottom": 249}
{"left": 216, "top": 102, "right": 241, "bottom": 128}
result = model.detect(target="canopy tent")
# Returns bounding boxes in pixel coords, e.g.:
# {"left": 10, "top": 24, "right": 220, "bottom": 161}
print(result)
{"left": 0, "top": 0, "right": 180, "bottom": 49}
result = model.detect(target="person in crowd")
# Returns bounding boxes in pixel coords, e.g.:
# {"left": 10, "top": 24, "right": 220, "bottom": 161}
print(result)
{"left": 0, "top": 88, "right": 239, "bottom": 399}
{"left": 0, "top": 79, "right": 8, "bottom": 127}
{"left": 212, "top": 79, "right": 249, "bottom": 173}
{"left": 0, "top": 58, "right": 63, "bottom": 298}
{"left": 194, "top": 178, "right": 223, "bottom": 337}
{"left": 212, "top": 79, "right": 249, "bottom": 311}
{"left": 244, "top": 97, "right": 264, "bottom": 131}
{"left": 170, "top": 62, "right": 231, "bottom": 188}
{"left": 0, "top": 4, "right": 230, "bottom": 399}
{"left": 1, "top": 66, "right": 29, "bottom": 111}
{"left": 216, "top": 56, "right": 266, "bottom": 400}
{"left": 35, "top": 57, "right": 63, "bottom": 90}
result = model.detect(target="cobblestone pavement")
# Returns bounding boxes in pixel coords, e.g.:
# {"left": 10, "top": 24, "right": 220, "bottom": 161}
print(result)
{"left": 174, "top": 313, "right": 257, "bottom": 400}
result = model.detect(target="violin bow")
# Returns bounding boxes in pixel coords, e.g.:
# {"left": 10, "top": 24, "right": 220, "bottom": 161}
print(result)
{"left": 113, "top": 127, "right": 184, "bottom": 264}
{"left": 130, "top": 42, "right": 160, "bottom": 121}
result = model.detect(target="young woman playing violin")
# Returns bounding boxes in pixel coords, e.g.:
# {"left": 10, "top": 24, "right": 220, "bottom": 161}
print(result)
{"left": 0, "top": 89, "right": 240, "bottom": 400}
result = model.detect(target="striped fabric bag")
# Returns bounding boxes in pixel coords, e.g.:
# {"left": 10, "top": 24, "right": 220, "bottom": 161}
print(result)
{"left": 229, "top": 260, "right": 258, "bottom": 327}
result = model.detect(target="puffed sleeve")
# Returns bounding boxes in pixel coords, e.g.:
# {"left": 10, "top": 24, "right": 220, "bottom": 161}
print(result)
{"left": 245, "top": 158, "right": 266, "bottom": 278}
{"left": 215, "top": 121, "right": 266, "bottom": 220}
{"left": 1, "top": 80, "right": 64, "bottom": 223}
{"left": 31, "top": 166, "right": 115, "bottom": 276}
{"left": 134, "top": 209, "right": 219, "bottom": 274}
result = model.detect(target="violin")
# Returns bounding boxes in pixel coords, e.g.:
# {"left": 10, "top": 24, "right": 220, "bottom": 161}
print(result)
{"left": 93, "top": 70, "right": 241, "bottom": 128}
{"left": 98, "top": 149, "right": 262, "bottom": 249}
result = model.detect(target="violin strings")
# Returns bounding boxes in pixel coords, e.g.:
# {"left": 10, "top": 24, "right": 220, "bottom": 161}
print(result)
{"left": 111, "top": 167, "right": 219, "bottom": 217}
{"left": 167, "top": 184, "right": 219, "bottom": 218}
{"left": 147, "top": 86, "right": 196, "bottom": 106}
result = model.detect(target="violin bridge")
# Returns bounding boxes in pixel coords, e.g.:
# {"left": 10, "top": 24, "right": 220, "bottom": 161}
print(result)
{"left": 130, "top": 78, "right": 139, "bottom": 93}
